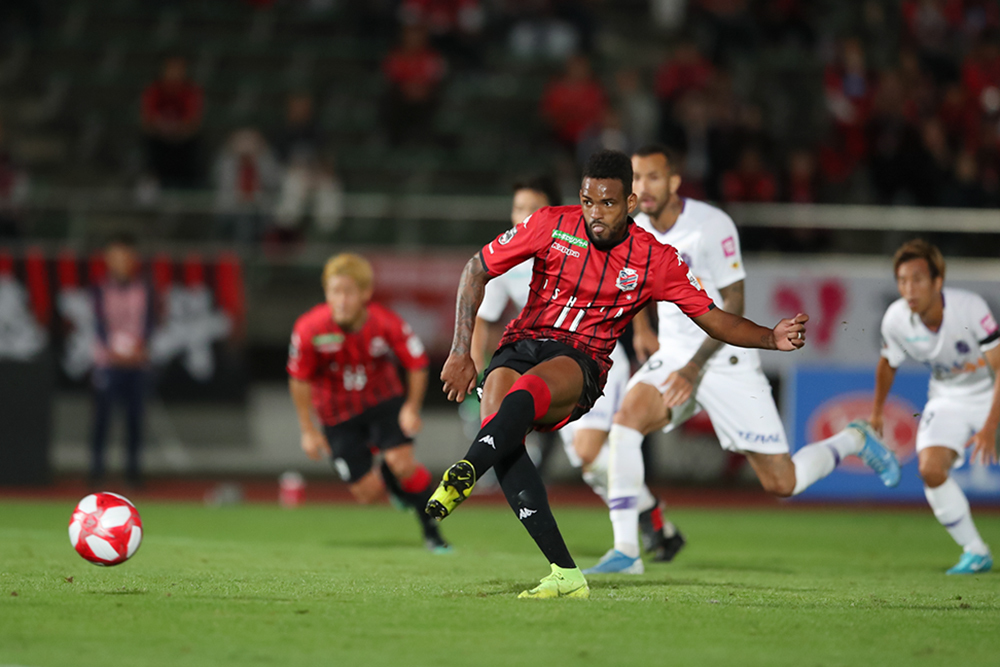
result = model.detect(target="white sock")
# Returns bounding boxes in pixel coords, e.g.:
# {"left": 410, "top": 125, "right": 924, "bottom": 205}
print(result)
{"left": 924, "top": 478, "right": 990, "bottom": 556}
{"left": 582, "top": 445, "right": 609, "bottom": 504}
{"left": 791, "top": 428, "right": 864, "bottom": 495}
{"left": 608, "top": 424, "right": 644, "bottom": 558}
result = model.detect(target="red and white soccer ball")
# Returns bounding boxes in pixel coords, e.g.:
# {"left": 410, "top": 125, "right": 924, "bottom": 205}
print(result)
{"left": 69, "top": 493, "right": 143, "bottom": 566}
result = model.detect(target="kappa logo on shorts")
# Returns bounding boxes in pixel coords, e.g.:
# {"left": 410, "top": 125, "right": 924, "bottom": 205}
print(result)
{"left": 479, "top": 435, "right": 496, "bottom": 449}
{"left": 518, "top": 507, "right": 537, "bottom": 520}
{"left": 616, "top": 267, "right": 638, "bottom": 292}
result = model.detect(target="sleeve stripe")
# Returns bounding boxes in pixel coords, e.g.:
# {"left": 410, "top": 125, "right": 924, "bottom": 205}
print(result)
{"left": 980, "top": 330, "right": 1000, "bottom": 346}
{"left": 479, "top": 249, "right": 496, "bottom": 276}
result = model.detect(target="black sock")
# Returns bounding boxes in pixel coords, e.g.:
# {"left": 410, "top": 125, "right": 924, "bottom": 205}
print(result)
{"left": 495, "top": 446, "right": 575, "bottom": 569}
{"left": 380, "top": 461, "right": 439, "bottom": 536}
{"left": 464, "top": 390, "right": 535, "bottom": 476}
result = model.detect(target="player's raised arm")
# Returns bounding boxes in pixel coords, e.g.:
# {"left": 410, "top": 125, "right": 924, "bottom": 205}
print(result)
{"left": 442, "top": 254, "right": 491, "bottom": 402}
{"left": 692, "top": 307, "right": 809, "bottom": 352}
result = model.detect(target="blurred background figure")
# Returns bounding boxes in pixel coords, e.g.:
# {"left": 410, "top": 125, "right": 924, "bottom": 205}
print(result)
{"left": 273, "top": 94, "right": 344, "bottom": 237}
{"left": 89, "top": 235, "right": 156, "bottom": 488}
{"left": 540, "top": 54, "right": 607, "bottom": 154}
{"left": 0, "top": 118, "right": 29, "bottom": 239}
{"left": 141, "top": 56, "right": 204, "bottom": 190}
{"left": 213, "top": 128, "right": 281, "bottom": 245}
{"left": 381, "top": 24, "right": 447, "bottom": 147}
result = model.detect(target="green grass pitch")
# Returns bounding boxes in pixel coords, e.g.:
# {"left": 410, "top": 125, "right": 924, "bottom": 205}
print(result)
{"left": 2, "top": 498, "right": 999, "bottom": 666}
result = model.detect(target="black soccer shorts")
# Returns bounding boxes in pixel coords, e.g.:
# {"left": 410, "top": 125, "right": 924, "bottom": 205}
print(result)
{"left": 480, "top": 338, "right": 604, "bottom": 430}
{"left": 321, "top": 396, "right": 412, "bottom": 483}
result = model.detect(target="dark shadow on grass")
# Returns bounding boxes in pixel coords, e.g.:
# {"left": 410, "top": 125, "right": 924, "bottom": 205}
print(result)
{"left": 680, "top": 561, "right": 796, "bottom": 575}
{"left": 587, "top": 578, "right": 818, "bottom": 593}
{"left": 87, "top": 589, "right": 148, "bottom": 595}
{"left": 323, "top": 537, "right": 422, "bottom": 549}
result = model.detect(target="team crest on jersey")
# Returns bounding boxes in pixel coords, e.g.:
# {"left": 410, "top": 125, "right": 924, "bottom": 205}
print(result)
{"left": 616, "top": 268, "right": 638, "bottom": 292}
{"left": 369, "top": 336, "right": 389, "bottom": 357}
{"left": 498, "top": 227, "right": 517, "bottom": 245}
{"left": 956, "top": 340, "right": 971, "bottom": 354}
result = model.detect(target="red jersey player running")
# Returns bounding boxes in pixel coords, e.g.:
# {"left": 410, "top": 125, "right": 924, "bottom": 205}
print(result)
{"left": 427, "top": 150, "right": 808, "bottom": 598}
{"left": 288, "top": 253, "right": 450, "bottom": 553}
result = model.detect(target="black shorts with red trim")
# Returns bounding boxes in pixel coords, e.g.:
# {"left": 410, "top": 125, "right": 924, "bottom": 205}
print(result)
{"left": 321, "top": 395, "right": 411, "bottom": 483}
{"left": 479, "top": 338, "right": 604, "bottom": 432}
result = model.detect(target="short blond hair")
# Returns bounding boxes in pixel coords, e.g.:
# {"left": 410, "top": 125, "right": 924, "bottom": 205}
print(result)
{"left": 893, "top": 239, "right": 946, "bottom": 282}
{"left": 322, "top": 253, "right": 374, "bottom": 291}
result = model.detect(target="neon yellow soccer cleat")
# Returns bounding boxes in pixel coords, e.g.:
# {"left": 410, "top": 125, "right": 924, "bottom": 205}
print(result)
{"left": 517, "top": 564, "right": 590, "bottom": 599}
{"left": 425, "top": 460, "right": 477, "bottom": 521}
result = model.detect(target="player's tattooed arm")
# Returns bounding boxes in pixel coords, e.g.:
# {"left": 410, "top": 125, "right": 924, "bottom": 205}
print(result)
{"left": 451, "top": 255, "right": 490, "bottom": 355}
{"left": 442, "top": 254, "right": 490, "bottom": 402}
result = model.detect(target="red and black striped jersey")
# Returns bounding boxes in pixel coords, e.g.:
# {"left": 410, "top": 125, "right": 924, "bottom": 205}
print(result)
{"left": 479, "top": 205, "right": 714, "bottom": 383}
{"left": 287, "top": 302, "right": 428, "bottom": 426}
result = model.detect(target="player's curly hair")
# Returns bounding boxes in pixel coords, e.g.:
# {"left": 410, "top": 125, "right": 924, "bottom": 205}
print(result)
{"left": 323, "top": 253, "right": 374, "bottom": 291}
{"left": 582, "top": 149, "right": 633, "bottom": 195}
{"left": 893, "top": 239, "right": 946, "bottom": 282}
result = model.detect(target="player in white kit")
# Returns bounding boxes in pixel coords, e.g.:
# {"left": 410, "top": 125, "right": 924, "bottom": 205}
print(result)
{"left": 585, "top": 145, "right": 902, "bottom": 574}
{"left": 471, "top": 176, "right": 682, "bottom": 563}
{"left": 871, "top": 240, "right": 999, "bottom": 574}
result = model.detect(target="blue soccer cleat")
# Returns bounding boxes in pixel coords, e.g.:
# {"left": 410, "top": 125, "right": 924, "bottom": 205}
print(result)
{"left": 946, "top": 551, "right": 992, "bottom": 575}
{"left": 848, "top": 420, "right": 901, "bottom": 488}
{"left": 582, "top": 549, "right": 644, "bottom": 575}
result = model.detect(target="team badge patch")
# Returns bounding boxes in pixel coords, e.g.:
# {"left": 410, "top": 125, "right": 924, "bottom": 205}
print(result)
{"left": 722, "top": 236, "right": 736, "bottom": 257}
{"left": 498, "top": 227, "right": 517, "bottom": 245}
{"left": 982, "top": 313, "right": 998, "bottom": 335}
{"left": 956, "top": 340, "right": 970, "bottom": 354}
{"left": 616, "top": 268, "right": 638, "bottom": 292}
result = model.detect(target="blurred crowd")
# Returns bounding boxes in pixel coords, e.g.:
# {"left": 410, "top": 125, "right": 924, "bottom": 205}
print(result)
{"left": 1, "top": 0, "right": 998, "bottom": 246}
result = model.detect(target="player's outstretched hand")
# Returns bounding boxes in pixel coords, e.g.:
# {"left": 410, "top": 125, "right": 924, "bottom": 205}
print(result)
{"left": 968, "top": 427, "right": 998, "bottom": 466}
{"left": 441, "top": 352, "right": 478, "bottom": 403}
{"left": 774, "top": 313, "right": 809, "bottom": 351}
{"left": 633, "top": 327, "right": 660, "bottom": 363}
{"left": 301, "top": 429, "right": 331, "bottom": 461}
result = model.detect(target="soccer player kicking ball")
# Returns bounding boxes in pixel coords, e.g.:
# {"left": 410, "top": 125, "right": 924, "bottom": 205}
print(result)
{"left": 428, "top": 150, "right": 807, "bottom": 598}
{"left": 872, "top": 240, "right": 999, "bottom": 574}
{"left": 585, "top": 145, "right": 903, "bottom": 574}
{"left": 288, "top": 254, "right": 450, "bottom": 553}
{"left": 472, "top": 177, "right": 681, "bottom": 566}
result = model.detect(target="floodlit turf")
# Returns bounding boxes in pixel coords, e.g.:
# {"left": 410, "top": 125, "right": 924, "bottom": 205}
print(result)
{"left": 2, "top": 499, "right": 998, "bottom": 667}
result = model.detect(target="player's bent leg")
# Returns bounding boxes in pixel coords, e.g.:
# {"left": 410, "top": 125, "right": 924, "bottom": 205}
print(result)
{"left": 348, "top": 470, "right": 386, "bottom": 504}
{"left": 919, "top": 446, "right": 991, "bottom": 574}
{"left": 589, "top": 382, "right": 667, "bottom": 571}
{"left": 428, "top": 357, "right": 582, "bottom": 521}
{"left": 496, "top": 447, "right": 585, "bottom": 590}
{"left": 573, "top": 428, "right": 607, "bottom": 467}
{"left": 384, "top": 446, "right": 451, "bottom": 553}
{"left": 744, "top": 452, "right": 796, "bottom": 498}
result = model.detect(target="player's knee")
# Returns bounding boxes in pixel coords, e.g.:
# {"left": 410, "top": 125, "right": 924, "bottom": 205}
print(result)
{"left": 383, "top": 448, "right": 416, "bottom": 478}
{"left": 349, "top": 478, "right": 384, "bottom": 504}
{"left": 761, "top": 474, "right": 795, "bottom": 498}
{"left": 919, "top": 462, "right": 949, "bottom": 489}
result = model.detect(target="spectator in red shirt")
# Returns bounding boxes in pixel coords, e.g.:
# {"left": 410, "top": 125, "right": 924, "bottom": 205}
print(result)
{"left": 654, "top": 38, "right": 714, "bottom": 107}
{"left": 540, "top": 54, "right": 607, "bottom": 151}
{"left": 823, "top": 37, "right": 874, "bottom": 162}
{"left": 962, "top": 34, "right": 1000, "bottom": 111}
{"left": 721, "top": 147, "right": 777, "bottom": 202}
{"left": 382, "top": 25, "right": 447, "bottom": 146}
{"left": 141, "top": 56, "right": 204, "bottom": 189}
{"left": 782, "top": 148, "right": 818, "bottom": 203}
